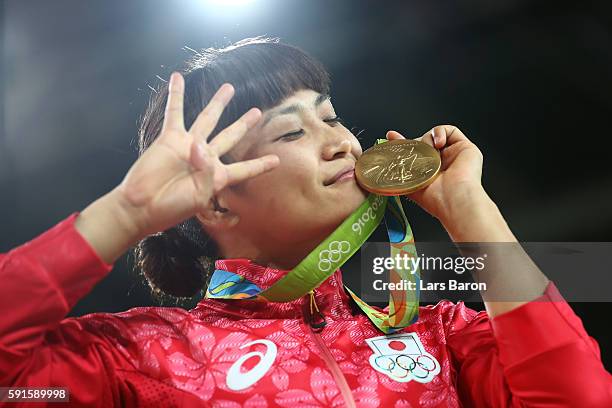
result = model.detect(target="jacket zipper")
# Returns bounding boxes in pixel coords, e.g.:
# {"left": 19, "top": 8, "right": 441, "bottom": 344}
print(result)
{"left": 306, "top": 291, "right": 357, "bottom": 408}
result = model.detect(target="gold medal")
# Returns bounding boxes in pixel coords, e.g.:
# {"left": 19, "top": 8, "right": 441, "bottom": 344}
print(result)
{"left": 355, "top": 139, "right": 441, "bottom": 195}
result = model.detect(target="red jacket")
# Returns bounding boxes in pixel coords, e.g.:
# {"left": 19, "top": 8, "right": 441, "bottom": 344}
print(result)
{"left": 0, "top": 213, "right": 610, "bottom": 407}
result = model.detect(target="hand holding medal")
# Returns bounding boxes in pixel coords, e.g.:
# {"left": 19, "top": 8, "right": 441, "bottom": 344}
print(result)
{"left": 357, "top": 126, "right": 484, "bottom": 225}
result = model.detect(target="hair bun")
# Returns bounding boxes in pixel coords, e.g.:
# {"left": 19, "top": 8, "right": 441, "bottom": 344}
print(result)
{"left": 135, "top": 227, "right": 210, "bottom": 298}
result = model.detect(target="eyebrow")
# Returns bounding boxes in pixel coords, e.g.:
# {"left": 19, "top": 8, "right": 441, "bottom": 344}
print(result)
{"left": 261, "top": 93, "right": 330, "bottom": 128}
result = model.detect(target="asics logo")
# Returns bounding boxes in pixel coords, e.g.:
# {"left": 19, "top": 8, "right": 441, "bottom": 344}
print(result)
{"left": 226, "top": 339, "right": 277, "bottom": 391}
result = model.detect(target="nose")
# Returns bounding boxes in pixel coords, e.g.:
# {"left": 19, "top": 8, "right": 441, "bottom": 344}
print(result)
{"left": 322, "top": 135, "right": 352, "bottom": 161}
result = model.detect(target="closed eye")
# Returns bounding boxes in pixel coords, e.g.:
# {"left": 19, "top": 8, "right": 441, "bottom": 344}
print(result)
{"left": 276, "top": 116, "right": 343, "bottom": 142}
{"left": 324, "top": 116, "right": 343, "bottom": 126}
{"left": 276, "top": 129, "right": 304, "bottom": 141}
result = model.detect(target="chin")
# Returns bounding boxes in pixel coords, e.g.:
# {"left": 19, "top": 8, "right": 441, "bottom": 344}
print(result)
{"left": 350, "top": 182, "right": 370, "bottom": 204}
{"left": 308, "top": 184, "right": 369, "bottom": 234}
{"left": 338, "top": 191, "right": 368, "bottom": 220}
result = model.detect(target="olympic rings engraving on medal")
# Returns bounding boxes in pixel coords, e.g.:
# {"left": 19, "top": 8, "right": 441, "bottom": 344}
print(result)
{"left": 318, "top": 240, "right": 351, "bottom": 271}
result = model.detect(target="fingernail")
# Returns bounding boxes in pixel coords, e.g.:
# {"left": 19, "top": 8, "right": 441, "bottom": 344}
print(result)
{"left": 430, "top": 130, "right": 437, "bottom": 147}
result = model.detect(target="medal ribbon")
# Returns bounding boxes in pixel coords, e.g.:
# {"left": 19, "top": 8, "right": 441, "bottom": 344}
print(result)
{"left": 206, "top": 140, "right": 421, "bottom": 334}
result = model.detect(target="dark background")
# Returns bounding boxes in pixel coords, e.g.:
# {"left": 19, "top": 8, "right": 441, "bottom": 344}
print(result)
{"left": 1, "top": 0, "right": 610, "bottom": 370}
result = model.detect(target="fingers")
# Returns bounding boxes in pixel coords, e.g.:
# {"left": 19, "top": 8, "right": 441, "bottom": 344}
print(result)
{"left": 224, "top": 155, "right": 280, "bottom": 186}
{"left": 208, "top": 108, "right": 262, "bottom": 157}
{"left": 162, "top": 72, "right": 185, "bottom": 131}
{"left": 388, "top": 128, "right": 437, "bottom": 148}
{"left": 189, "top": 83, "right": 235, "bottom": 141}
{"left": 388, "top": 126, "right": 468, "bottom": 150}
{"left": 413, "top": 128, "right": 437, "bottom": 148}
{"left": 430, "top": 126, "right": 449, "bottom": 149}
{"left": 386, "top": 130, "right": 406, "bottom": 140}
{"left": 420, "top": 125, "right": 468, "bottom": 149}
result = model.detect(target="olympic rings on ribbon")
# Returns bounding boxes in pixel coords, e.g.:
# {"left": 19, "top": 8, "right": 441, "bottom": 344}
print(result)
{"left": 318, "top": 240, "right": 351, "bottom": 271}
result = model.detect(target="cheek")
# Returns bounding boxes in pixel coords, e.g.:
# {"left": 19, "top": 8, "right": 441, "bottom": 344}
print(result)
{"left": 269, "top": 144, "right": 318, "bottom": 180}
{"left": 238, "top": 148, "right": 318, "bottom": 201}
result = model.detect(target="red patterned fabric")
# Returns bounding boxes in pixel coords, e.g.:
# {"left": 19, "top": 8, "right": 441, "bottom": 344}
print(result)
{"left": 0, "top": 213, "right": 610, "bottom": 407}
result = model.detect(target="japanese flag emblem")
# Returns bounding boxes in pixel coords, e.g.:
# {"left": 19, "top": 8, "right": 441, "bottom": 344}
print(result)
{"left": 366, "top": 332, "right": 441, "bottom": 383}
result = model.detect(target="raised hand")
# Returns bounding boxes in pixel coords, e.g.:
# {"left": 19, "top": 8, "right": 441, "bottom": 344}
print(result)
{"left": 117, "top": 72, "right": 279, "bottom": 236}
{"left": 386, "top": 125, "right": 484, "bottom": 225}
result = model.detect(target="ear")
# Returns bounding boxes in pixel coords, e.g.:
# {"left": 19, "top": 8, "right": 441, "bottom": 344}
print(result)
{"left": 195, "top": 194, "right": 240, "bottom": 230}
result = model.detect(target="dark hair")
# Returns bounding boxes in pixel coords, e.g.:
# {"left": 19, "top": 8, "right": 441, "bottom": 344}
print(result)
{"left": 134, "top": 37, "right": 331, "bottom": 300}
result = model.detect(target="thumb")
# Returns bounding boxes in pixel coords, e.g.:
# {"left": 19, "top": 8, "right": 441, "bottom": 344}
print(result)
{"left": 386, "top": 130, "right": 406, "bottom": 140}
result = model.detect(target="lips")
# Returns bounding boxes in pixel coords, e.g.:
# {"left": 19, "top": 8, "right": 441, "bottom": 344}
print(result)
{"left": 324, "top": 164, "right": 356, "bottom": 186}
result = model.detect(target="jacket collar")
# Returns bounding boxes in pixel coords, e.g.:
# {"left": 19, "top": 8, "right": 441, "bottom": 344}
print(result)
{"left": 191, "top": 258, "right": 356, "bottom": 321}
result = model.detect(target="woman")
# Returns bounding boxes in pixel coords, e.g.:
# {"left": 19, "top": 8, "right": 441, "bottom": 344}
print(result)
{"left": 0, "top": 38, "right": 609, "bottom": 407}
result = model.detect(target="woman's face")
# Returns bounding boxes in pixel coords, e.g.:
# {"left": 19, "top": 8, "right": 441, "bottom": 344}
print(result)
{"left": 223, "top": 89, "right": 369, "bottom": 249}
